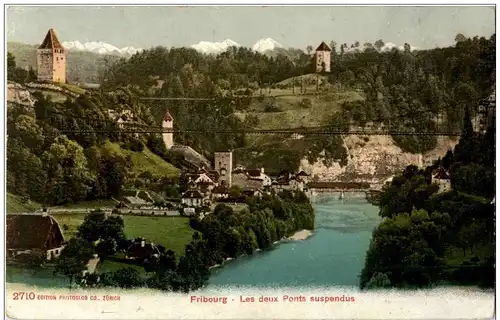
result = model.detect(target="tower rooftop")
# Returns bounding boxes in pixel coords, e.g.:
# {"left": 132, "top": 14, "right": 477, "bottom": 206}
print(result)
{"left": 163, "top": 110, "right": 173, "bottom": 122}
{"left": 315, "top": 41, "right": 331, "bottom": 52}
{"left": 38, "top": 28, "right": 64, "bottom": 50}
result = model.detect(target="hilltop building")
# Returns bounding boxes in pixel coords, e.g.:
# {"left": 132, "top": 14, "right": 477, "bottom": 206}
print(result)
{"left": 431, "top": 166, "right": 451, "bottom": 193}
{"left": 314, "top": 42, "right": 331, "bottom": 73}
{"left": 37, "top": 28, "right": 66, "bottom": 83}
{"left": 214, "top": 151, "right": 233, "bottom": 187}
{"left": 162, "top": 109, "right": 211, "bottom": 170}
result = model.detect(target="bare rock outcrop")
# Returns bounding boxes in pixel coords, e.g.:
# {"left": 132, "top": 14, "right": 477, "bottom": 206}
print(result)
{"left": 299, "top": 135, "right": 459, "bottom": 184}
{"left": 7, "top": 82, "right": 36, "bottom": 108}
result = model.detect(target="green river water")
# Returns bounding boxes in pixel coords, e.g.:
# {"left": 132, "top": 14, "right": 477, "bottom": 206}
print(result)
{"left": 207, "top": 195, "right": 381, "bottom": 289}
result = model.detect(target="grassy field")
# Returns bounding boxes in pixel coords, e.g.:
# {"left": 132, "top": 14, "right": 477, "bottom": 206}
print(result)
{"left": 100, "top": 141, "right": 180, "bottom": 179}
{"left": 53, "top": 213, "right": 193, "bottom": 257}
{"left": 235, "top": 89, "right": 363, "bottom": 131}
{"left": 6, "top": 193, "right": 41, "bottom": 213}
{"left": 56, "top": 83, "right": 87, "bottom": 95}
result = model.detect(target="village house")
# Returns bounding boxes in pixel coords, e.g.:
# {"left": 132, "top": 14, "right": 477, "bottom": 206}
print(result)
{"left": 181, "top": 189, "right": 206, "bottom": 207}
{"left": 6, "top": 214, "right": 65, "bottom": 260}
{"left": 244, "top": 168, "right": 272, "bottom": 187}
{"left": 232, "top": 171, "right": 264, "bottom": 191}
{"left": 243, "top": 187, "right": 264, "bottom": 198}
{"left": 295, "top": 171, "right": 311, "bottom": 184}
{"left": 270, "top": 170, "right": 310, "bottom": 193}
{"left": 432, "top": 166, "right": 452, "bottom": 193}
{"left": 125, "top": 238, "right": 161, "bottom": 262}
{"left": 212, "top": 185, "right": 230, "bottom": 200}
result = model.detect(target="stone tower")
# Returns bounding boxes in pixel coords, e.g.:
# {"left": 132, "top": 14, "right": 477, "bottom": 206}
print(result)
{"left": 162, "top": 110, "right": 174, "bottom": 150}
{"left": 314, "top": 41, "right": 331, "bottom": 73}
{"left": 214, "top": 151, "right": 233, "bottom": 187}
{"left": 37, "top": 29, "right": 66, "bottom": 83}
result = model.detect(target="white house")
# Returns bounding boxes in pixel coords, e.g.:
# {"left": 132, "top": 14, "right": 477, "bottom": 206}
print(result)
{"left": 181, "top": 190, "right": 204, "bottom": 207}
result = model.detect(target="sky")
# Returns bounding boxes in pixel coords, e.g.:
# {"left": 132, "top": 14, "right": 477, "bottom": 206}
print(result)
{"left": 5, "top": 6, "right": 496, "bottom": 50}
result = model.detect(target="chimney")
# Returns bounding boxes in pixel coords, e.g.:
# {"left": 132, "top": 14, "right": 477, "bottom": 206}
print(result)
{"left": 261, "top": 167, "right": 265, "bottom": 174}
{"left": 141, "top": 240, "right": 145, "bottom": 248}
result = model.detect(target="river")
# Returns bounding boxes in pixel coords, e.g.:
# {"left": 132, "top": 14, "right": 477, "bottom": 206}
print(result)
{"left": 6, "top": 195, "right": 381, "bottom": 289}
{"left": 207, "top": 195, "right": 381, "bottom": 288}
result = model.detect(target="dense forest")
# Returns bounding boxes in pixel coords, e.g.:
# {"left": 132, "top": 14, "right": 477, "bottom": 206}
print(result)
{"left": 6, "top": 34, "right": 496, "bottom": 205}
{"left": 360, "top": 109, "right": 495, "bottom": 289}
{"left": 52, "top": 191, "right": 314, "bottom": 291}
{"left": 100, "top": 34, "right": 495, "bottom": 154}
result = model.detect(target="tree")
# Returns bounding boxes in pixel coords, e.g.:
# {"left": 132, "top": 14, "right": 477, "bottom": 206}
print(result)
{"left": 306, "top": 45, "right": 313, "bottom": 55}
{"left": 54, "top": 238, "right": 94, "bottom": 288}
{"left": 374, "top": 39, "right": 385, "bottom": 51}
{"left": 228, "top": 185, "right": 243, "bottom": 198}
{"left": 455, "top": 33, "right": 467, "bottom": 43}
{"left": 41, "top": 135, "right": 95, "bottom": 205}
{"left": 112, "top": 268, "right": 144, "bottom": 288}
{"left": 78, "top": 210, "right": 107, "bottom": 242}
{"left": 7, "top": 52, "right": 16, "bottom": 80}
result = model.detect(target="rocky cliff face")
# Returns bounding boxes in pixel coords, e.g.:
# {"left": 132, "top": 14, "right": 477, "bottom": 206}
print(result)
{"left": 299, "top": 135, "right": 459, "bottom": 184}
{"left": 7, "top": 82, "right": 37, "bottom": 109}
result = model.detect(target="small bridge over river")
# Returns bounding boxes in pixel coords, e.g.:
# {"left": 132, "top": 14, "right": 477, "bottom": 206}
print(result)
{"left": 305, "top": 182, "right": 383, "bottom": 203}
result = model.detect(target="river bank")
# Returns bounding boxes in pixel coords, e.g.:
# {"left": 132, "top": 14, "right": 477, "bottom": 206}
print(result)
{"left": 209, "top": 229, "right": 315, "bottom": 270}
{"left": 288, "top": 229, "right": 313, "bottom": 240}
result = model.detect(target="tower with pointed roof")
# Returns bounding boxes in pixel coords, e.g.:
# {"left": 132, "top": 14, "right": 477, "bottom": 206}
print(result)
{"left": 162, "top": 109, "right": 174, "bottom": 150}
{"left": 36, "top": 29, "right": 66, "bottom": 83}
{"left": 314, "top": 41, "right": 331, "bottom": 73}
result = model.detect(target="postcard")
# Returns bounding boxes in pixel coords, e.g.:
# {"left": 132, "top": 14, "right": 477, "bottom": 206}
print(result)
{"left": 4, "top": 4, "right": 496, "bottom": 319}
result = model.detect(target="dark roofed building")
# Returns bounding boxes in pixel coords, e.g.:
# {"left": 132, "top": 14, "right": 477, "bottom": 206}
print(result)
{"left": 125, "top": 239, "right": 161, "bottom": 262}
{"left": 433, "top": 166, "right": 451, "bottom": 180}
{"left": 246, "top": 169, "right": 262, "bottom": 177}
{"left": 432, "top": 166, "right": 452, "bottom": 193}
{"left": 212, "top": 185, "right": 229, "bottom": 199}
{"left": 6, "top": 214, "right": 65, "bottom": 260}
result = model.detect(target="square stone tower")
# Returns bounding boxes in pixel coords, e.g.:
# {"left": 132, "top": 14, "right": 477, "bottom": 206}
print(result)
{"left": 214, "top": 151, "right": 233, "bottom": 187}
{"left": 314, "top": 41, "right": 331, "bottom": 73}
{"left": 37, "top": 29, "right": 66, "bottom": 83}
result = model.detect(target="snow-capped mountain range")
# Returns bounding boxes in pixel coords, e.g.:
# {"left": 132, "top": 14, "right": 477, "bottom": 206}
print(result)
{"left": 61, "top": 38, "right": 285, "bottom": 56}
{"left": 62, "top": 41, "right": 143, "bottom": 55}
{"left": 191, "top": 39, "right": 240, "bottom": 54}
{"left": 61, "top": 38, "right": 416, "bottom": 56}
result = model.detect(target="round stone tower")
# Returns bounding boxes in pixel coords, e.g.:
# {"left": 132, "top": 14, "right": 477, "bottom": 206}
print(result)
{"left": 162, "top": 109, "right": 174, "bottom": 150}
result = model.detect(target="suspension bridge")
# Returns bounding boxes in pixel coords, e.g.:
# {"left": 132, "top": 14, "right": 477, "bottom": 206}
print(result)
{"left": 41, "top": 92, "right": 496, "bottom": 136}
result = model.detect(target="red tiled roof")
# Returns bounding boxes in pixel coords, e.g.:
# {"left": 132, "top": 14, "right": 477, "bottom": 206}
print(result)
{"left": 38, "top": 29, "right": 64, "bottom": 50}
{"left": 315, "top": 41, "right": 331, "bottom": 52}
{"left": 7, "top": 214, "right": 64, "bottom": 250}
{"left": 163, "top": 110, "right": 173, "bottom": 122}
